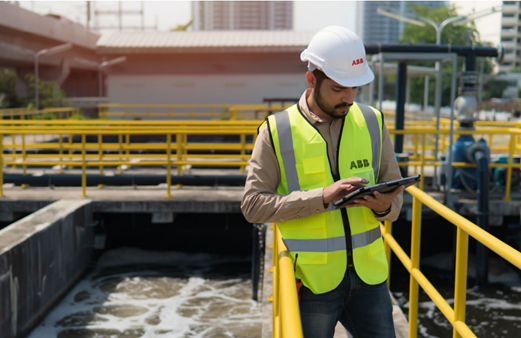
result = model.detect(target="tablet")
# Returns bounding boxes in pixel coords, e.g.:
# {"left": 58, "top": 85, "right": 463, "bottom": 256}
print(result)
{"left": 332, "top": 175, "right": 421, "bottom": 208}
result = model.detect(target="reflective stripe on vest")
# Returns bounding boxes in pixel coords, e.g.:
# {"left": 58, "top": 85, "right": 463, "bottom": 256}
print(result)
{"left": 272, "top": 106, "right": 381, "bottom": 189}
{"left": 357, "top": 103, "right": 381, "bottom": 181}
{"left": 283, "top": 226, "right": 381, "bottom": 252}
{"left": 352, "top": 226, "right": 382, "bottom": 249}
{"left": 274, "top": 111, "right": 300, "bottom": 193}
{"left": 283, "top": 236, "right": 346, "bottom": 253}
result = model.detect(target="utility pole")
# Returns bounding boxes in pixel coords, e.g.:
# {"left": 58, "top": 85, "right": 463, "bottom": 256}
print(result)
{"left": 86, "top": 1, "right": 91, "bottom": 31}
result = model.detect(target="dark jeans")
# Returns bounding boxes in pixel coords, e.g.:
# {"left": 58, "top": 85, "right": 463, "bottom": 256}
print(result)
{"left": 299, "top": 266, "right": 395, "bottom": 338}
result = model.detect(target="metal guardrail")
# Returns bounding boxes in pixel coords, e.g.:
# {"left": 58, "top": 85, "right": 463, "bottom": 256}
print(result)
{"left": 390, "top": 127, "right": 521, "bottom": 201}
{"left": 0, "top": 120, "right": 258, "bottom": 197}
{"left": 98, "top": 103, "right": 291, "bottom": 120}
{"left": 271, "top": 224, "right": 303, "bottom": 338}
{"left": 0, "top": 120, "right": 520, "bottom": 199}
{"left": 269, "top": 186, "right": 521, "bottom": 338}
{"left": 381, "top": 186, "right": 521, "bottom": 338}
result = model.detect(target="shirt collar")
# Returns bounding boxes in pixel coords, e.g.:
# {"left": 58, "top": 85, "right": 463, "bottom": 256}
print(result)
{"left": 298, "top": 89, "right": 328, "bottom": 125}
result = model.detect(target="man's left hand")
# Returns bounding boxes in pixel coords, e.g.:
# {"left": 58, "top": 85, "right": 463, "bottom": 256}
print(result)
{"left": 346, "top": 185, "right": 405, "bottom": 213}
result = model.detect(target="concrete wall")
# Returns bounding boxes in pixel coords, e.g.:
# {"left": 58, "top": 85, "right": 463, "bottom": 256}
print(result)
{"left": 108, "top": 73, "right": 307, "bottom": 104}
{"left": 0, "top": 2, "right": 99, "bottom": 51}
{"left": 0, "top": 199, "right": 94, "bottom": 338}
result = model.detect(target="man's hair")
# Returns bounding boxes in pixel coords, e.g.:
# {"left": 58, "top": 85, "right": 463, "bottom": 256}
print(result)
{"left": 312, "top": 69, "right": 328, "bottom": 90}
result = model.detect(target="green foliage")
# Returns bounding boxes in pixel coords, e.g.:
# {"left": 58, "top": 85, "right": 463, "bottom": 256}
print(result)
{"left": 170, "top": 19, "right": 193, "bottom": 31}
{"left": 401, "top": 4, "right": 480, "bottom": 45}
{"left": 398, "top": 4, "right": 495, "bottom": 106}
{"left": 0, "top": 68, "right": 20, "bottom": 108}
{"left": 23, "top": 73, "right": 65, "bottom": 109}
{"left": 482, "top": 79, "right": 509, "bottom": 101}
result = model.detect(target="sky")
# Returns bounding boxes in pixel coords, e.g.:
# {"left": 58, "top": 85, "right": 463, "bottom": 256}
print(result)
{"left": 15, "top": 0, "right": 503, "bottom": 46}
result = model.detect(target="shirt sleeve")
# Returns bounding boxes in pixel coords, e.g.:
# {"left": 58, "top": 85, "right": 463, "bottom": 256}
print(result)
{"left": 374, "top": 121, "right": 404, "bottom": 222}
{"left": 241, "top": 122, "right": 327, "bottom": 224}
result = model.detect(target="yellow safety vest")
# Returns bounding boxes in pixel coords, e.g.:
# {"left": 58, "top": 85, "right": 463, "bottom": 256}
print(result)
{"left": 264, "top": 103, "right": 388, "bottom": 294}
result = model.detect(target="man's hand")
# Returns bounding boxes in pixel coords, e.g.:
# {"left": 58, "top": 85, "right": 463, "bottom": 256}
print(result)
{"left": 347, "top": 185, "right": 405, "bottom": 213}
{"left": 322, "top": 177, "right": 369, "bottom": 205}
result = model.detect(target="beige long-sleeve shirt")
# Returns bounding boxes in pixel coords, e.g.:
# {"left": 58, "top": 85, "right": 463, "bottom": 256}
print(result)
{"left": 241, "top": 89, "right": 403, "bottom": 224}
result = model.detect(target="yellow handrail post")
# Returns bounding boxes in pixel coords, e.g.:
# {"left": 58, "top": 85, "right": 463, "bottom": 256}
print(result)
{"left": 176, "top": 132, "right": 183, "bottom": 175}
{"left": 273, "top": 225, "right": 303, "bottom": 338}
{"left": 22, "top": 128, "right": 26, "bottom": 176}
{"left": 166, "top": 134, "right": 172, "bottom": 198}
{"left": 10, "top": 113, "right": 16, "bottom": 169}
{"left": 420, "top": 134, "right": 425, "bottom": 191}
{"left": 68, "top": 133, "right": 73, "bottom": 169}
{"left": 0, "top": 133, "right": 4, "bottom": 197}
{"left": 98, "top": 133, "right": 103, "bottom": 175}
{"left": 409, "top": 195, "right": 422, "bottom": 338}
{"left": 126, "top": 131, "right": 130, "bottom": 168}
{"left": 272, "top": 226, "right": 279, "bottom": 338}
{"left": 503, "top": 134, "right": 515, "bottom": 201}
{"left": 240, "top": 133, "right": 246, "bottom": 174}
{"left": 81, "top": 133, "right": 87, "bottom": 198}
{"left": 453, "top": 227, "right": 470, "bottom": 338}
{"left": 117, "top": 134, "right": 123, "bottom": 174}
{"left": 413, "top": 134, "right": 418, "bottom": 175}
{"left": 58, "top": 133, "right": 63, "bottom": 174}
{"left": 384, "top": 220, "right": 393, "bottom": 289}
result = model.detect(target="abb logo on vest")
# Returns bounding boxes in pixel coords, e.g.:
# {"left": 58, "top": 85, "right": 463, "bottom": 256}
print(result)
{"left": 351, "top": 58, "right": 364, "bottom": 66}
{"left": 350, "top": 159, "right": 370, "bottom": 169}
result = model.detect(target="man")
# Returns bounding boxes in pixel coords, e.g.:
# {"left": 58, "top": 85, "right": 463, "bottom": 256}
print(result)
{"left": 241, "top": 26, "right": 404, "bottom": 338}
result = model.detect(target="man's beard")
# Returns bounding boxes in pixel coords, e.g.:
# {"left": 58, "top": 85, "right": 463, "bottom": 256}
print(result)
{"left": 313, "top": 88, "right": 351, "bottom": 119}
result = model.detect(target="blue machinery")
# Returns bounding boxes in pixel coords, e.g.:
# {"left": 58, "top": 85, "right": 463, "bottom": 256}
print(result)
{"left": 366, "top": 44, "right": 518, "bottom": 287}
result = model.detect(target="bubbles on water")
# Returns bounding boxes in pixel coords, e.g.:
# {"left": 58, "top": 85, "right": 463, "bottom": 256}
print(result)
{"left": 28, "top": 248, "right": 262, "bottom": 338}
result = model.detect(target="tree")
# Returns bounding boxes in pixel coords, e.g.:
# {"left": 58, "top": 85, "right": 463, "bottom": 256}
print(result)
{"left": 401, "top": 4, "right": 480, "bottom": 45}
{"left": 170, "top": 19, "right": 193, "bottom": 31}
{"left": 23, "top": 74, "right": 65, "bottom": 109}
{"left": 399, "top": 4, "right": 495, "bottom": 106}
{"left": 0, "top": 68, "right": 20, "bottom": 108}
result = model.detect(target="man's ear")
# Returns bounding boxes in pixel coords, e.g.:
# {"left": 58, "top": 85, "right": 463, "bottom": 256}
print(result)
{"left": 306, "top": 72, "right": 316, "bottom": 89}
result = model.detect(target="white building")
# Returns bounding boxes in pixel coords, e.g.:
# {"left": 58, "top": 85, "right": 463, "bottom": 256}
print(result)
{"left": 500, "top": 1, "right": 521, "bottom": 71}
{"left": 96, "top": 30, "right": 314, "bottom": 105}
{"left": 192, "top": 1, "right": 293, "bottom": 31}
{"left": 361, "top": 1, "right": 446, "bottom": 45}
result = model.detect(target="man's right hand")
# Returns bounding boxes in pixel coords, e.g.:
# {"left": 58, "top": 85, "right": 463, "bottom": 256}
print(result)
{"left": 322, "top": 177, "right": 369, "bottom": 205}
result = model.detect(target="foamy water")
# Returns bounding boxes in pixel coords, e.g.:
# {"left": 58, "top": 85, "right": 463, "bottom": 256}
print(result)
{"left": 28, "top": 248, "right": 262, "bottom": 338}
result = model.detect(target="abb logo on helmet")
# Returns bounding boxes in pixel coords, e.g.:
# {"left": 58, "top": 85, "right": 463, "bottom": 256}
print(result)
{"left": 352, "top": 59, "right": 364, "bottom": 66}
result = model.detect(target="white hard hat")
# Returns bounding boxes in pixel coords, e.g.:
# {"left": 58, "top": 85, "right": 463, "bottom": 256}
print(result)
{"left": 301, "top": 26, "right": 374, "bottom": 87}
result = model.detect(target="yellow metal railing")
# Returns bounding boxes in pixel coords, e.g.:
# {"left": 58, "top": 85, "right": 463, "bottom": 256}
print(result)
{"left": 98, "top": 103, "right": 291, "bottom": 120}
{"left": 381, "top": 185, "right": 521, "bottom": 338}
{"left": 0, "top": 119, "right": 258, "bottom": 197}
{"left": 269, "top": 186, "right": 521, "bottom": 338}
{"left": 271, "top": 225, "right": 303, "bottom": 338}
{"left": 1, "top": 118, "right": 520, "bottom": 199}
{"left": 389, "top": 126, "right": 521, "bottom": 201}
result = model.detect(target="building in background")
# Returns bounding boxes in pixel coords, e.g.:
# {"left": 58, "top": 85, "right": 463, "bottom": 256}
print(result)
{"left": 361, "top": 1, "right": 446, "bottom": 45}
{"left": 192, "top": 1, "right": 293, "bottom": 31}
{"left": 500, "top": 1, "right": 521, "bottom": 71}
{"left": 96, "top": 30, "right": 313, "bottom": 105}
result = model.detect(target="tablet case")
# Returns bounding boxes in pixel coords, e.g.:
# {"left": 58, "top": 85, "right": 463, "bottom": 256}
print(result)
{"left": 333, "top": 175, "right": 421, "bottom": 208}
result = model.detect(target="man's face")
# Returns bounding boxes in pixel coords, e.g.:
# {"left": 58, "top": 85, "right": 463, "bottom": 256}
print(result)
{"left": 313, "top": 78, "right": 358, "bottom": 119}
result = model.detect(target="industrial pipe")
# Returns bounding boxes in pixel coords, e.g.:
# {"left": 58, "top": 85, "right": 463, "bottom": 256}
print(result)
{"left": 475, "top": 150, "right": 490, "bottom": 287}
{"left": 365, "top": 44, "right": 499, "bottom": 58}
{"left": 3, "top": 173, "right": 247, "bottom": 187}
